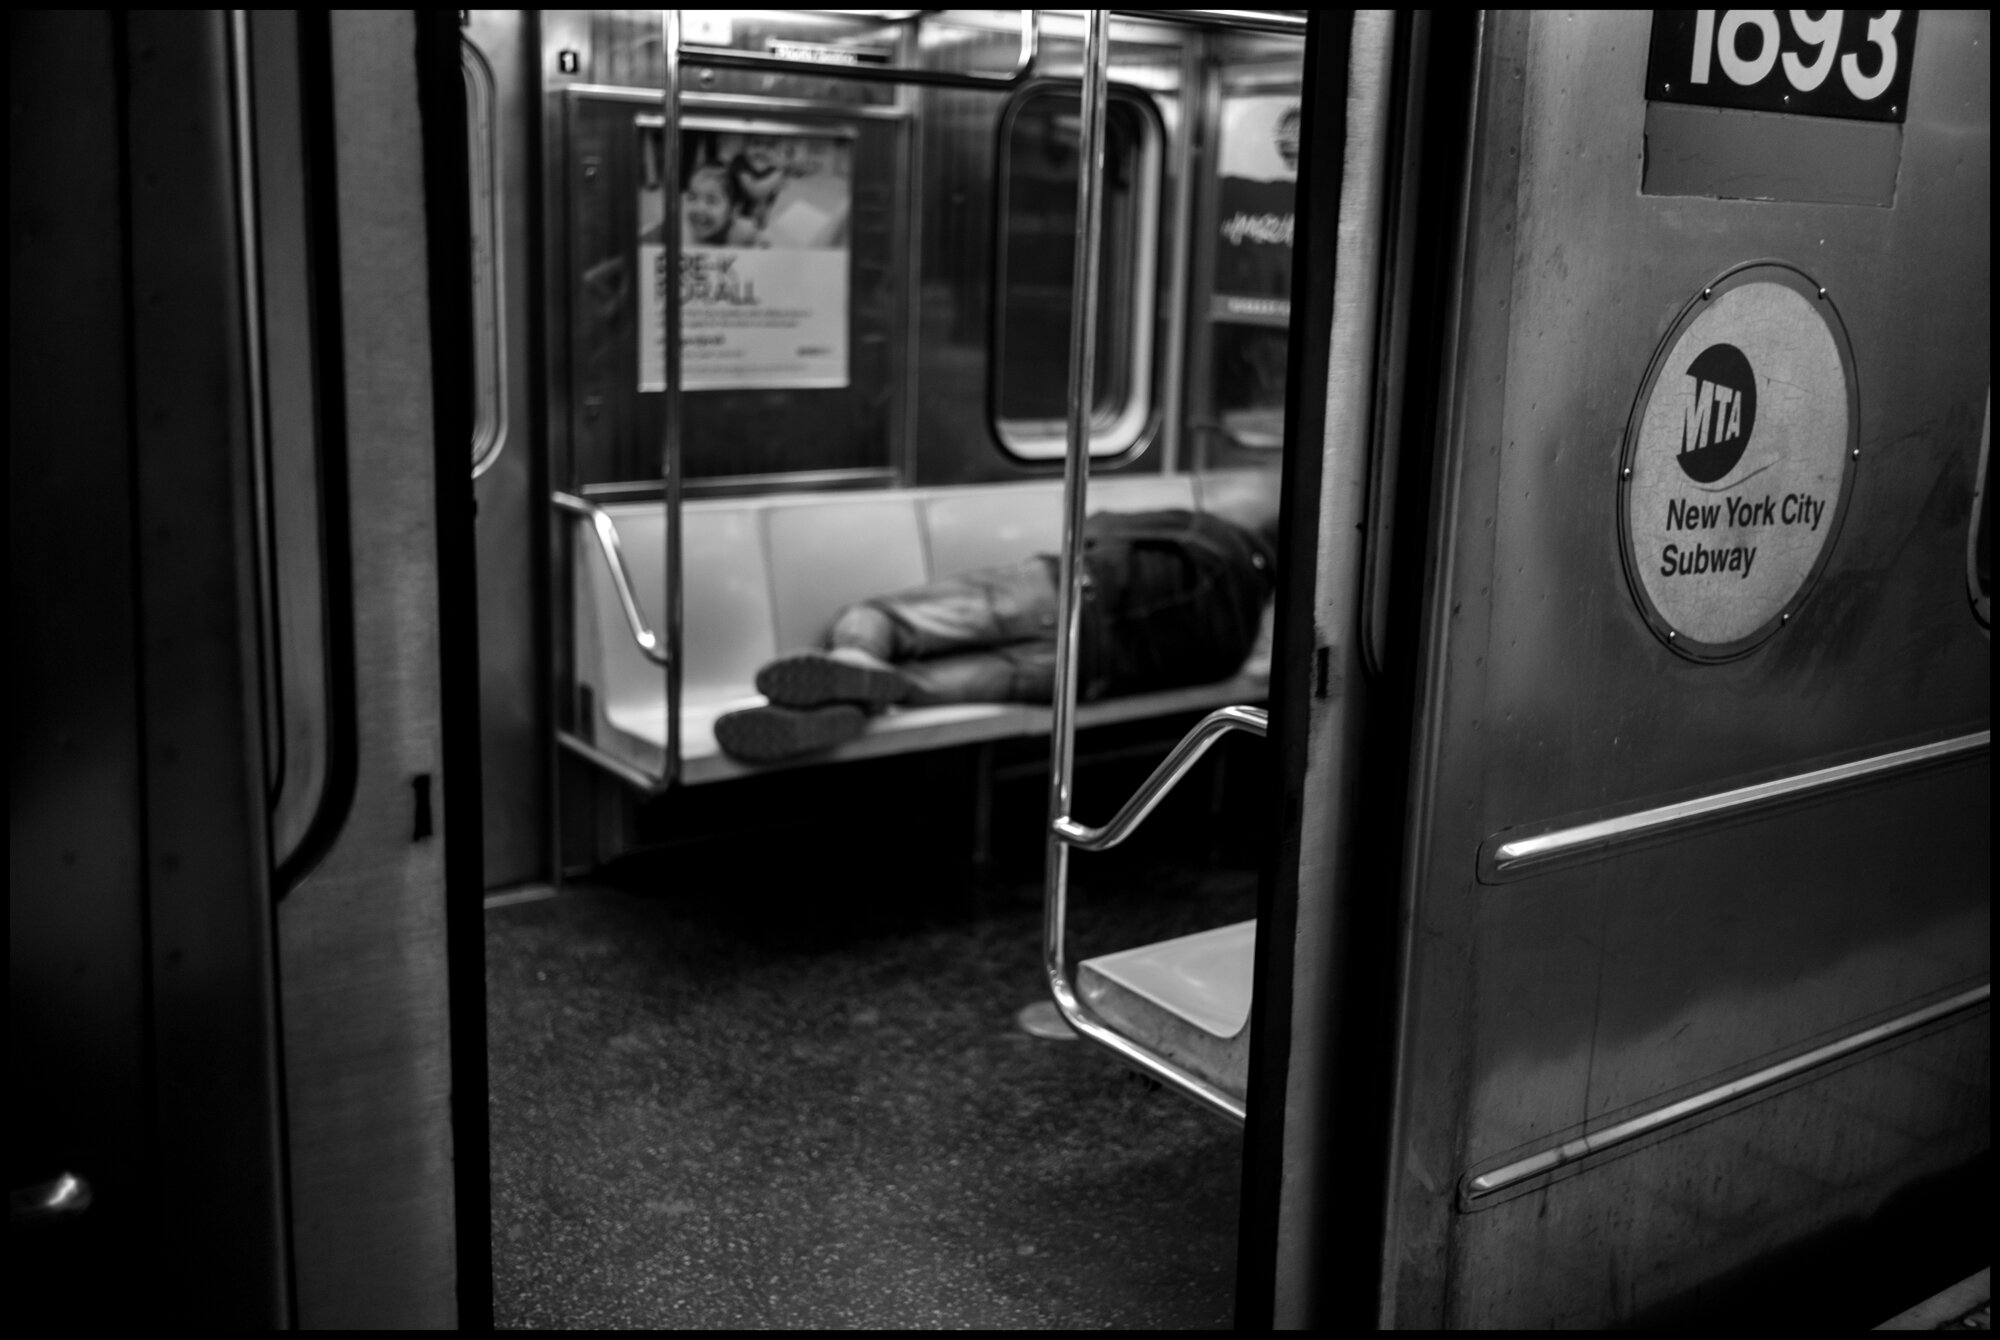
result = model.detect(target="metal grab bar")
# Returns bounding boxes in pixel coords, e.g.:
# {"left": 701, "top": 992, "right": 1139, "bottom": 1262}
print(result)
{"left": 680, "top": 10, "right": 1039, "bottom": 90}
{"left": 553, "top": 491, "right": 670, "bottom": 667}
{"left": 1054, "top": 705, "right": 1268, "bottom": 851}
{"left": 1121, "top": 9, "right": 1311, "bottom": 35}
{"left": 1037, "top": 10, "right": 1257, "bottom": 1126}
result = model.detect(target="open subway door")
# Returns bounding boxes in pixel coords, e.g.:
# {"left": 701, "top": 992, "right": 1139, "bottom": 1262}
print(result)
{"left": 1248, "top": 9, "right": 1991, "bottom": 1329}
{"left": 11, "top": 11, "right": 487, "bottom": 1327}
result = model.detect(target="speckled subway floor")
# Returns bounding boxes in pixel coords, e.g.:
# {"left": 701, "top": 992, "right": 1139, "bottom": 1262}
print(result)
{"left": 486, "top": 846, "right": 1257, "bottom": 1329}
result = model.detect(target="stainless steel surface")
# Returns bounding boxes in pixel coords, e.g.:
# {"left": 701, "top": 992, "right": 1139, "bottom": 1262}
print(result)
{"left": 1127, "top": 10, "right": 1311, "bottom": 36}
{"left": 1255, "top": 13, "right": 1399, "bottom": 1325}
{"left": 1973, "top": 391, "right": 1991, "bottom": 628}
{"left": 233, "top": 10, "right": 282, "bottom": 798}
{"left": 1463, "top": 981, "right": 1992, "bottom": 1200}
{"left": 1041, "top": 4, "right": 1109, "bottom": 1087}
{"left": 127, "top": 10, "right": 292, "bottom": 1321}
{"left": 658, "top": 9, "right": 686, "bottom": 788}
{"left": 1484, "top": 730, "right": 1992, "bottom": 881}
{"left": 249, "top": 10, "right": 344, "bottom": 886}
{"left": 553, "top": 491, "right": 671, "bottom": 667}
{"left": 467, "top": 10, "right": 546, "bottom": 889}
{"left": 465, "top": 33, "right": 508, "bottom": 479}
{"left": 12, "top": 10, "right": 157, "bottom": 1315}
{"left": 276, "top": 12, "right": 461, "bottom": 1324}
{"left": 681, "top": 9, "right": 1040, "bottom": 90}
{"left": 1383, "top": 10, "right": 1991, "bottom": 1327}
{"left": 1053, "top": 705, "right": 1268, "bottom": 851}
{"left": 557, "top": 727, "right": 674, "bottom": 796}
{"left": 1034, "top": 12, "right": 1244, "bottom": 1125}
{"left": 11, "top": 1173, "right": 93, "bottom": 1225}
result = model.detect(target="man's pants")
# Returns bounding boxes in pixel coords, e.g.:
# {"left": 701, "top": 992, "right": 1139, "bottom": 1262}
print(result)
{"left": 827, "top": 558, "right": 1063, "bottom": 705}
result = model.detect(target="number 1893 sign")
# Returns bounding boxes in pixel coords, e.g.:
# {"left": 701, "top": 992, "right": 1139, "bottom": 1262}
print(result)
{"left": 1646, "top": 10, "right": 1917, "bottom": 122}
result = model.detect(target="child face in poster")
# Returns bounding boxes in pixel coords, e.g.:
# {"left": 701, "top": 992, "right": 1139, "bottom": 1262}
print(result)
{"left": 682, "top": 163, "right": 750, "bottom": 247}
{"left": 679, "top": 129, "right": 849, "bottom": 250}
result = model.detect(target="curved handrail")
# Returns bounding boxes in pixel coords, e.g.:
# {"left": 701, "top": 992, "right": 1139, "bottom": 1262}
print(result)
{"left": 1053, "top": 705, "right": 1268, "bottom": 851}
{"left": 553, "top": 491, "right": 670, "bottom": 667}
{"left": 680, "top": 10, "right": 1040, "bottom": 91}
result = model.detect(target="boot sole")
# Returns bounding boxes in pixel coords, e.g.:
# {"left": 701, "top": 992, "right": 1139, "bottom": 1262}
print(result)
{"left": 755, "top": 652, "right": 910, "bottom": 709}
{"left": 714, "top": 703, "right": 869, "bottom": 764}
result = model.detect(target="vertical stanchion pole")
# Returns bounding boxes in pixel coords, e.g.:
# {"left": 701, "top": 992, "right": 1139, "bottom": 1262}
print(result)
{"left": 1044, "top": 11, "right": 1111, "bottom": 1015}
{"left": 659, "top": 9, "right": 685, "bottom": 785}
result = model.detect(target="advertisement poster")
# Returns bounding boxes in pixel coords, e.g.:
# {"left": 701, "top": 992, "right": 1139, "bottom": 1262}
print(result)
{"left": 1213, "top": 95, "right": 1299, "bottom": 318}
{"left": 638, "top": 115, "right": 852, "bottom": 392}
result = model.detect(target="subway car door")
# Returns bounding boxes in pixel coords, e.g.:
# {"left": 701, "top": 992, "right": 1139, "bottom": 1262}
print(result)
{"left": 12, "top": 11, "right": 488, "bottom": 1327}
{"left": 1350, "top": 10, "right": 1987, "bottom": 1329}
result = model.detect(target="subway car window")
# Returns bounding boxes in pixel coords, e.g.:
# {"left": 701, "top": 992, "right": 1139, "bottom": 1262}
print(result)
{"left": 994, "top": 89, "right": 1159, "bottom": 459}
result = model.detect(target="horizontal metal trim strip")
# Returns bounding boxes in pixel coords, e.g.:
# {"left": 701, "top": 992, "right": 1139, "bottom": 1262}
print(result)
{"left": 1463, "top": 981, "right": 1992, "bottom": 1202}
{"left": 1482, "top": 731, "right": 1989, "bottom": 883}
{"left": 557, "top": 730, "right": 671, "bottom": 794}
{"left": 563, "top": 84, "right": 912, "bottom": 118}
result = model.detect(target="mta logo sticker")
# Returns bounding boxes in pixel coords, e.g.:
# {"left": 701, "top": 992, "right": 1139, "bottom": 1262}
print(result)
{"left": 1621, "top": 268, "right": 1855, "bottom": 658}
{"left": 1677, "top": 343, "right": 1757, "bottom": 484}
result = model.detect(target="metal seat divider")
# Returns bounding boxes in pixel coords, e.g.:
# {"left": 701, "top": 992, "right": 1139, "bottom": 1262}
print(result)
{"left": 1039, "top": 11, "right": 1261, "bottom": 1127}
{"left": 553, "top": 491, "right": 671, "bottom": 668}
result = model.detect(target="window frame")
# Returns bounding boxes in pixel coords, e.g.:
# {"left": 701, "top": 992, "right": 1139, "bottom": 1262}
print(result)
{"left": 990, "top": 80, "right": 1164, "bottom": 463}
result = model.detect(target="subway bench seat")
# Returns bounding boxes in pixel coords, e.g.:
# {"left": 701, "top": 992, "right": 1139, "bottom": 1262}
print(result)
{"left": 1079, "top": 920, "right": 1256, "bottom": 1103}
{"left": 570, "top": 473, "right": 1275, "bottom": 786}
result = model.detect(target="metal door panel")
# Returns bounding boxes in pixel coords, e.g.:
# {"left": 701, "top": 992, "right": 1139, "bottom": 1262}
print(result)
{"left": 468, "top": 11, "right": 549, "bottom": 889}
{"left": 10, "top": 10, "right": 156, "bottom": 1319}
{"left": 276, "top": 11, "right": 460, "bottom": 1327}
{"left": 1386, "top": 10, "right": 1990, "bottom": 1327}
{"left": 1454, "top": 1010, "right": 1988, "bottom": 1328}
{"left": 14, "top": 11, "right": 291, "bottom": 1324}
{"left": 1465, "top": 757, "right": 1990, "bottom": 1170}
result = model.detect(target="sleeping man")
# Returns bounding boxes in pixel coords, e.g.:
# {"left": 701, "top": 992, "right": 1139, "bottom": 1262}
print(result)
{"left": 714, "top": 483, "right": 1280, "bottom": 764}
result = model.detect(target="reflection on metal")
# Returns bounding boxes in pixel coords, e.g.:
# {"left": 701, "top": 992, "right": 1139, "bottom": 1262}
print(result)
{"left": 658, "top": 8, "right": 686, "bottom": 789}
{"left": 1054, "top": 705, "right": 1268, "bottom": 851}
{"left": 1970, "top": 390, "right": 1990, "bottom": 628}
{"left": 464, "top": 35, "right": 508, "bottom": 478}
{"left": 1015, "top": 1000, "right": 1080, "bottom": 1040}
{"left": 1463, "top": 982, "right": 1993, "bottom": 1202}
{"left": 1131, "top": 10, "right": 1312, "bottom": 35}
{"left": 231, "top": 9, "right": 283, "bottom": 799}
{"left": 553, "top": 491, "right": 671, "bottom": 667}
{"left": 556, "top": 729, "right": 673, "bottom": 795}
{"left": 1483, "top": 731, "right": 1991, "bottom": 882}
{"left": 11, "top": 1172, "right": 93, "bottom": 1225}
{"left": 682, "top": 9, "right": 1039, "bottom": 90}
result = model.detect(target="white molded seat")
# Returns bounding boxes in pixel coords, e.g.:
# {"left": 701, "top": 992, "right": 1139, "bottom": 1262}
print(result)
{"left": 1078, "top": 920, "right": 1257, "bottom": 1102}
